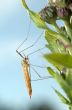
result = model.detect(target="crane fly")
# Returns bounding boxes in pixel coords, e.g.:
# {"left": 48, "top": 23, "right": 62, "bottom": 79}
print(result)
{"left": 16, "top": 50, "right": 32, "bottom": 98}
{"left": 16, "top": 20, "right": 52, "bottom": 98}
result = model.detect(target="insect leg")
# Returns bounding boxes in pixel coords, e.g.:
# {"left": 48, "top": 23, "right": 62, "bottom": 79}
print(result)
{"left": 27, "top": 46, "right": 45, "bottom": 56}
{"left": 31, "top": 77, "right": 52, "bottom": 81}
{"left": 31, "top": 66, "right": 52, "bottom": 80}
{"left": 16, "top": 18, "right": 31, "bottom": 51}
{"left": 19, "top": 31, "right": 44, "bottom": 53}
{"left": 30, "top": 64, "right": 47, "bottom": 68}
{"left": 16, "top": 19, "right": 31, "bottom": 58}
{"left": 16, "top": 50, "right": 24, "bottom": 58}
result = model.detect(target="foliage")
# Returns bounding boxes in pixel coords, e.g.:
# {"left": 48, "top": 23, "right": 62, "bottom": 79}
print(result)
{"left": 21, "top": 0, "right": 72, "bottom": 109}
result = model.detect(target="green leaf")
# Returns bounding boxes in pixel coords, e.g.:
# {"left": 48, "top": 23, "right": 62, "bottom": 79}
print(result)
{"left": 46, "top": 44, "right": 60, "bottom": 53}
{"left": 64, "top": 21, "right": 72, "bottom": 41}
{"left": 44, "top": 53, "right": 72, "bottom": 68}
{"left": 45, "top": 30, "right": 72, "bottom": 55}
{"left": 66, "top": 69, "right": 72, "bottom": 86}
{"left": 45, "top": 30, "right": 66, "bottom": 53}
{"left": 22, "top": 0, "right": 29, "bottom": 10}
{"left": 54, "top": 88, "right": 70, "bottom": 105}
{"left": 44, "top": 52, "right": 63, "bottom": 71}
{"left": 22, "top": 0, "right": 47, "bottom": 29}
{"left": 45, "top": 30, "right": 70, "bottom": 46}
{"left": 29, "top": 11, "right": 47, "bottom": 29}
{"left": 48, "top": 67, "right": 72, "bottom": 101}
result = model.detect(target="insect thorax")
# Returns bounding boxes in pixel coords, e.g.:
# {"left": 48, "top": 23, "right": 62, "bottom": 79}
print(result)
{"left": 21, "top": 56, "right": 29, "bottom": 67}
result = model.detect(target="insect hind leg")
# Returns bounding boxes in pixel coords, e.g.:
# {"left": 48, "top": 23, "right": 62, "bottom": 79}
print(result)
{"left": 31, "top": 66, "right": 52, "bottom": 81}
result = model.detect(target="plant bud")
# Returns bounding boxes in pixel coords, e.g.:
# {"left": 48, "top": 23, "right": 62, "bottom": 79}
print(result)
{"left": 39, "top": 6, "right": 57, "bottom": 24}
{"left": 56, "top": 7, "right": 71, "bottom": 20}
{"left": 48, "top": 0, "right": 68, "bottom": 8}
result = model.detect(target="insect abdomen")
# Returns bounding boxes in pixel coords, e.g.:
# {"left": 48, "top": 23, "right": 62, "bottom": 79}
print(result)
{"left": 22, "top": 61, "right": 32, "bottom": 98}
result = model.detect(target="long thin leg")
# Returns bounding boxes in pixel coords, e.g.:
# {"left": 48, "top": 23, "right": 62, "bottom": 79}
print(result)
{"left": 28, "top": 64, "right": 52, "bottom": 82}
{"left": 31, "top": 66, "right": 52, "bottom": 79}
{"left": 16, "top": 50, "right": 24, "bottom": 58}
{"left": 31, "top": 77, "right": 52, "bottom": 81}
{"left": 16, "top": 19, "right": 31, "bottom": 57}
{"left": 29, "top": 65, "right": 50, "bottom": 81}
{"left": 16, "top": 18, "right": 31, "bottom": 51}
{"left": 31, "top": 66, "right": 41, "bottom": 78}
{"left": 28, "top": 60, "right": 52, "bottom": 81}
{"left": 27, "top": 46, "right": 45, "bottom": 56}
{"left": 30, "top": 64, "right": 47, "bottom": 68}
{"left": 19, "top": 31, "right": 44, "bottom": 53}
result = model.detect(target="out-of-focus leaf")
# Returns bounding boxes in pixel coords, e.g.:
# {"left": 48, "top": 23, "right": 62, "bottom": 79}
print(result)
{"left": 48, "top": 67, "right": 72, "bottom": 101}
{"left": 44, "top": 53, "right": 72, "bottom": 68}
{"left": 66, "top": 69, "right": 72, "bottom": 86}
{"left": 45, "top": 29, "right": 72, "bottom": 55}
{"left": 22, "top": 0, "right": 47, "bottom": 29}
{"left": 64, "top": 21, "right": 72, "bottom": 41}
{"left": 69, "top": 106, "right": 72, "bottom": 110}
{"left": 45, "top": 30, "right": 67, "bottom": 53}
{"left": 45, "top": 30, "right": 70, "bottom": 47}
{"left": 70, "top": 16, "right": 72, "bottom": 25}
{"left": 45, "top": 30, "right": 69, "bottom": 70}
{"left": 54, "top": 88, "right": 70, "bottom": 105}
{"left": 45, "top": 30, "right": 72, "bottom": 55}
{"left": 46, "top": 44, "right": 60, "bottom": 53}
{"left": 29, "top": 11, "right": 47, "bottom": 29}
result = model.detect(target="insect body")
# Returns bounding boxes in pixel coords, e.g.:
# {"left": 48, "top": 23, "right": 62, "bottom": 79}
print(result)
{"left": 16, "top": 50, "right": 32, "bottom": 98}
{"left": 21, "top": 57, "right": 32, "bottom": 98}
